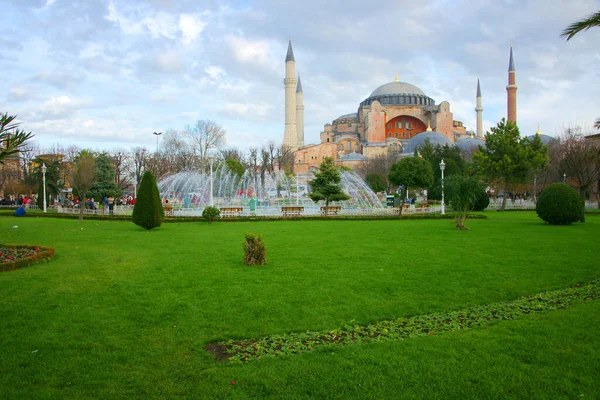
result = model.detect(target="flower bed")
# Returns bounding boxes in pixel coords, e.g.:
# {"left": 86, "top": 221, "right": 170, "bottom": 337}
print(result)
{"left": 0, "top": 245, "right": 55, "bottom": 272}
{"left": 206, "top": 279, "right": 600, "bottom": 362}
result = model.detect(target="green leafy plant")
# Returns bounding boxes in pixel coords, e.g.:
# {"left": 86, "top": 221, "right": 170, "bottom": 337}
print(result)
{"left": 210, "top": 279, "right": 600, "bottom": 362}
{"left": 132, "top": 171, "right": 164, "bottom": 230}
{"left": 243, "top": 233, "right": 266, "bottom": 266}
{"left": 472, "top": 187, "right": 490, "bottom": 211}
{"left": 446, "top": 176, "right": 485, "bottom": 230}
{"left": 536, "top": 183, "right": 581, "bottom": 225}
{"left": 202, "top": 206, "right": 220, "bottom": 224}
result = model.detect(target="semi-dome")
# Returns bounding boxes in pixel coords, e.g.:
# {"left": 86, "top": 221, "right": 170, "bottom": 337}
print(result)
{"left": 404, "top": 131, "right": 452, "bottom": 154}
{"left": 370, "top": 81, "right": 425, "bottom": 97}
{"left": 455, "top": 137, "right": 486, "bottom": 151}
{"left": 527, "top": 134, "right": 554, "bottom": 145}
{"left": 340, "top": 152, "right": 366, "bottom": 161}
{"left": 334, "top": 113, "right": 359, "bottom": 121}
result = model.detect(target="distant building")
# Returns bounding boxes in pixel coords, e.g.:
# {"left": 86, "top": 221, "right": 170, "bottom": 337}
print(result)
{"left": 283, "top": 42, "right": 522, "bottom": 174}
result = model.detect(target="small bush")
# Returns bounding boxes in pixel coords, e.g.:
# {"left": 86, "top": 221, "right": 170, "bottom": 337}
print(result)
{"left": 202, "top": 206, "right": 220, "bottom": 224}
{"left": 132, "top": 171, "right": 164, "bottom": 230}
{"left": 536, "top": 183, "right": 581, "bottom": 225}
{"left": 243, "top": 233, "right": 266, "bottom": 266}
{"left": 472, "top": 189, "right": 490, "bottom": 211}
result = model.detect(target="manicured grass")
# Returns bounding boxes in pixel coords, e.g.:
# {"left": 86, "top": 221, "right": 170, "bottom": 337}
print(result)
{"left": 0, "top": 212, "right": 599, "bottom": 398}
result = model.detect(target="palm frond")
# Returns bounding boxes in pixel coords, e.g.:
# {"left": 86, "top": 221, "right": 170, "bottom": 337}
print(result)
{"left": 561, "top": 11, "right": 600, "bottom": 41}
{"left": 595, "top": 118, "right": 600, "bottom": 130}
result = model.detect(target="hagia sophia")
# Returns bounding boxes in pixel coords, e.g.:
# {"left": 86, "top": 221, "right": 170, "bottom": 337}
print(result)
{"left": 282, "top": 40, "right": 553, "bottom": 175}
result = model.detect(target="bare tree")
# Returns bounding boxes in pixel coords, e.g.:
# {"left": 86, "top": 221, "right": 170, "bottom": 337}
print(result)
{"left": 161, "top": 129, "right": 197, "bottom": 172}
{"left": 110, "top": 149, "right": 132, "bottom": 190}
{"left": 220, "top": 147, "right": 244, "bottom": 163}
{"left": 72, "top": 151, "right": 96, "bottom": 222}
{"left": 132, "top": 147, "right": 149, "bottom": 194}
{"left": 558, "top": 128, "right": 600, "bottom": 220}
{"left": 276, "top": 145, "right": 294, "bottom": 174}
{"left": 184, "top": 120, "right": 226, "bottom": 169}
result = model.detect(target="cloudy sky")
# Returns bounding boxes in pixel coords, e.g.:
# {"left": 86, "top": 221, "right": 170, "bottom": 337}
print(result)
{"left": 1, "top": 0, "right": 599, "bottom": 152}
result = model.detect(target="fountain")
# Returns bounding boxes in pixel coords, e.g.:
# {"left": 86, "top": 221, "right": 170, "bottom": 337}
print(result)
{"left": 157, "top": 164, "right": 387, "bottom": 216}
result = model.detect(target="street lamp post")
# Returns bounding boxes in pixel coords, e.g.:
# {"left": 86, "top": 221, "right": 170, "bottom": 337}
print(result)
{"left": 153, "top": 132, "right": 162, "bottom": 154}
{"left": 563, "top": 173, "right": 566, "bottom": 183}
{"left": 440, "top": 159, "right": 446, "bottom": 215}
{"left": 41, "top": 163, "right": 47, "bottom": 213}
{"left": 209, "top": 156, "right": 215, "bottom": 206}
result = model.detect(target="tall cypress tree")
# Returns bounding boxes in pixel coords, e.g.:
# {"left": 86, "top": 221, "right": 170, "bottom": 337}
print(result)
{"left": 132, "top": 171, "right": 164, "bottom": 230}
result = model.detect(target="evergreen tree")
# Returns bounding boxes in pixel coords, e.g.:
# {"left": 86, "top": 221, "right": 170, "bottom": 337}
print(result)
{"left": 132, "top": 171, "right": 164, "bottom": 230}
{"left": 388, "top": 156, "right": 434, "bottom": 200}
{"left": 473, "top": 119, "right": 547, "bottom": 211}
{"left": 308, "top": 157, "right": 350, "bottom": 207}
{"left": 88, "top": 153, "right": 121, "bottom": 200}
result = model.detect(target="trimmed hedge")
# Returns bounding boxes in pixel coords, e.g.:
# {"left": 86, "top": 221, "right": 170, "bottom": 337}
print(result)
{"left": 207, "top": 279, "right": 600, "bottom": 362}
{"left": 132, "top": 171, "right": 164, "bottom": 230}
{"left": 0, "top": 245, "right": 55, "bottom": 272}
{"left": 536, "top": 183, "right": 581, "bottom": 225}
{"left": 473, "top": 189, "right": 490, "bottom": 211}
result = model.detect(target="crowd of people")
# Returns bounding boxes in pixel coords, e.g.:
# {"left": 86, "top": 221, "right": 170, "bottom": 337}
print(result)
{"left": 0, "top": 195, "right": 36, "bottom": 206}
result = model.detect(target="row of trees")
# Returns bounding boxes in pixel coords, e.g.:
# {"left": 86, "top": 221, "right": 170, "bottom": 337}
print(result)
{"left": 1, "top": 118, "right": 297, "bottom": 202}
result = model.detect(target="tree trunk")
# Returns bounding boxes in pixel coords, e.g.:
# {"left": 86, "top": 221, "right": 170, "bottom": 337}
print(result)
{"left": 500, "top": 183, "right": 508, "bottom": 211}
{"left": 579, "top": 187, "right": 586, "bottom": 223}
{"left": 79, "top": 202, "right": 84, "bottom": 222}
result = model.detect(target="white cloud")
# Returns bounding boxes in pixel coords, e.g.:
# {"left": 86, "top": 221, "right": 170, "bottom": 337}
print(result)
{"left": 226, "top": 35, "right": 272, "bottom": 66}
{"left": 179, "top": 14, "right": 208, "bottom": 45}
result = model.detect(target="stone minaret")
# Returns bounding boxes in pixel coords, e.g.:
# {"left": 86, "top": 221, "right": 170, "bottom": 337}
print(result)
{"left": 475, "top": 78, "right": 483, "bottom": 137}
{"left": 296, "top": 74, "right": 304, "bottom": 148}
{"left": 506, "top": 43, "right": 518, "bottom": 124}
{"left": 283, "top": 39, "right": 298, "bottom": 151}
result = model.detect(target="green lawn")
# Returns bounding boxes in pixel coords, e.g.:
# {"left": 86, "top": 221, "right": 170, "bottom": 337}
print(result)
{"left": 0, "top": 212, "right": 599, "bottom": 399}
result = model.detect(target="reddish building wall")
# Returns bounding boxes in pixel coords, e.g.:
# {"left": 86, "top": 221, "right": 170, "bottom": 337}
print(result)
{"left": 385, "top": 115, "right": 426, "bottom": 139}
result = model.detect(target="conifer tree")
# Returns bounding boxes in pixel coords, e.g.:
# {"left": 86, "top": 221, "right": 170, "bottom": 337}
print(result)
{"left": 308, "top": 157, "right": 350, "bottom": 207}
{"left": 132, "top": 171, "right": 164, "bottom": 230}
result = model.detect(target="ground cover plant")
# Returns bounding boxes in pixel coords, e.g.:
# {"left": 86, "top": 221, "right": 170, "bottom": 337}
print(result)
{"left": 214, "top": 279, "right": 599, "bottom": 362}
{"left": 0, "top": 212, "right": 599, "bottom": 398}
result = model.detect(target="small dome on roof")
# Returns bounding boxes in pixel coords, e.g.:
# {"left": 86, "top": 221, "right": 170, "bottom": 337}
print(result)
{"left": 456, "top": 137, "right": 486, "bottom": 151}
{"left": 340, "top": 152, "right": 366, "bottom": 161}
{"left": 404, "top": 131, "right": 452, "bottom": 154}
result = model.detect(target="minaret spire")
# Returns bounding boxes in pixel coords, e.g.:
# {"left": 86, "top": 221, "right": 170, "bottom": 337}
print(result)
{"left": 296, "top": 74, "right": 304, "bottom": 148}
{"left": 506, "top": 43, "right": 518, "bottom": 124}
{"left": 285, "top": 38, "right": 295, "bottom": 62}
{"left": 475, "top": 77, "right": 483, "bottom": 138}
{"left": 283, "top": 38, "right": 298, "bottom": 151}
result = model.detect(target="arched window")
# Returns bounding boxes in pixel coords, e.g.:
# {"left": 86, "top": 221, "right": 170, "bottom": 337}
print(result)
{"left": 395, "top": 132, "right": 398, "bottom": 138}
{"left": 338, "top": 144, "right": 343, "bottom": 150}
{"left": 402, "top": 118, "right": 406, "bottom": 129}
{"left": 354, "top": 144, "right": 360, "bottom": 152}
{"left": 327, "top": 138, "right": 330, "bottom": 142}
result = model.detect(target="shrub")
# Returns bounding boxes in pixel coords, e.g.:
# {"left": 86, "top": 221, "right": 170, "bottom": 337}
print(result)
{"left": 472, "top": 188, "right": 490, "bottom": 211}
{"left": 132, "top": 171, "right": 164, "bottom": 230}
{"left": 536, "top": 183, "right": 581, "bottom": 225}
{"left": 202, "top": 206, "right": 220, "bottom": 224}
{"left": 445, "top": 176, "right": 482, "bottom": 230}
{"left": 243, "top": 233, "right": 266, "bottom": 266}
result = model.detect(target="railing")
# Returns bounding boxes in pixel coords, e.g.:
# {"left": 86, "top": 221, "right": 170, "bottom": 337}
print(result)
{"left": 487, "top": 199, "right": 599, "bottom": 210}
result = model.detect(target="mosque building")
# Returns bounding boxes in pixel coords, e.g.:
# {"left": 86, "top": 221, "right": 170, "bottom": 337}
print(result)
{"left": 284, "top": 40, "right": 521, "bottom": 175}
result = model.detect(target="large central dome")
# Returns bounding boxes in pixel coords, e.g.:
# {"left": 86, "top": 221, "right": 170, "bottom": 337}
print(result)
{"left": 360, "top": 79, "right": 434, "bottom": 107}
{"left": 369, "top": 81, "right": 425, "bottom": 97}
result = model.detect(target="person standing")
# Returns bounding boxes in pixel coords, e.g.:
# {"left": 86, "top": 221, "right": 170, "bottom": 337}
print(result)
{"left": 108, "top": 196, "right": 115, "bottom": 215}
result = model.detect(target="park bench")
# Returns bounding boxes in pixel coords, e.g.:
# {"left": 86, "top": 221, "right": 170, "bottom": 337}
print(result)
{"left": 320, "top": 206, "right": 341, "bottom": 216}
{"left": 220, "top": 207, "right": 244, "bottom": 217}
{"left": 281, "top": 206, "right": 304, "bottom": 217}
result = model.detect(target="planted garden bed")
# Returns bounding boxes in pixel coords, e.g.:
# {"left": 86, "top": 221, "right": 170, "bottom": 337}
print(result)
{"left": 0, "top": 245, "right": 55, "bottom": 272}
